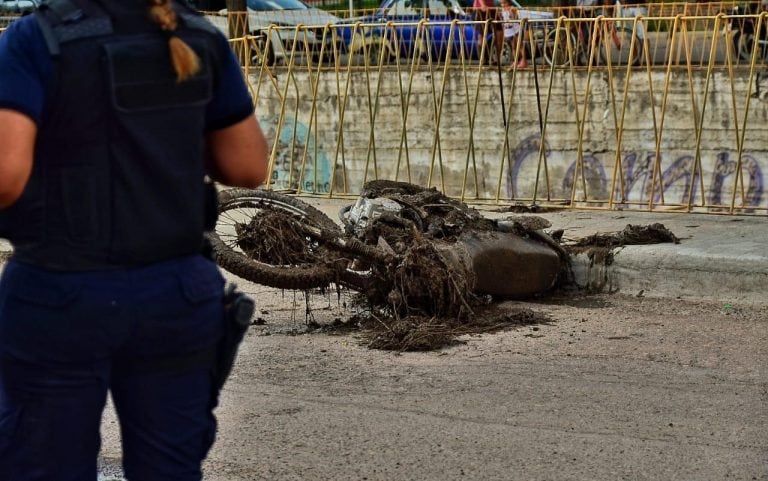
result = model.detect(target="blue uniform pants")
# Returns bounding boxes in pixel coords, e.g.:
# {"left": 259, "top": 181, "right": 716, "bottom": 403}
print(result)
{"left": 0, "top": 255, "right": 225, "bottom": 481}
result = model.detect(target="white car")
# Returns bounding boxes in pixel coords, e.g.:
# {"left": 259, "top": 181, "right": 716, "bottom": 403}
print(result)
{"left": 207, "top": 0, "right": 342, "bottom": 65}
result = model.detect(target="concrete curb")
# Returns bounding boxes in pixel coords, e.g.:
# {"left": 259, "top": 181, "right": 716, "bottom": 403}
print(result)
{"left": 572, "top": 240, "right": 768, "bottom": 306}
{"left": 468, "top": 207, "right": 768, "bottom": 306}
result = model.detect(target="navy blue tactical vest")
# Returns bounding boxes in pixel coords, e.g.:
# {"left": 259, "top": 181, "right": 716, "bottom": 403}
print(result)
{"left": 1, "top": 0, "right": 220, "bottom": 270}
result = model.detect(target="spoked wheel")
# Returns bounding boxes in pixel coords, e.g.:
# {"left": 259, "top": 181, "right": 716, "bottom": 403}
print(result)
{"left": 735, "top": 32, "right": 754, "bottom": 62}
{"left": 543, "top": 27, "right": 576, "bottom": 67}
{"left": 599, "top": 26, "right": 641, "bottom": 66}
{"left": 735, "top": 33, "right": 768, "bottom": 64}
{"left": 209, "top": 189, "right": 347, "bottom": 290}
{"left": 249, "top": 34, "right": 274, "bottom": 67}
{"left": 498, "top": 41, "right": 516, "bottom": 66}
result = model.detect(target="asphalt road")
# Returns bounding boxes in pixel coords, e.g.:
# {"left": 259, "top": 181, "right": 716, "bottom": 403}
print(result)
{"left": 96, "top": 281, "right": 767, "bottom": 480}
{"left": 2, "top": 201, "right": 763, "bottom": 481}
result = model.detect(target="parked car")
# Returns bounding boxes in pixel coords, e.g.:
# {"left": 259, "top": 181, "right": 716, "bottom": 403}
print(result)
{"left": 205, "top": 0, "right": 343, "bottom": 65}
{"left": 0, "top": 0, "right": 38, "bottom": 28}
{"left": 338, "top": 0, "right": 552, "bottom": 64}
{"left": 0, "top": 0, "right": 37, "bottom": 14}
{"left": 728, "top": 0, "right": 768, "bottom": 63}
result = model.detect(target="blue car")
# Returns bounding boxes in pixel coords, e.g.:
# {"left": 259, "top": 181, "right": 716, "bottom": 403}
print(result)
{"left": 339, "top": 0, "right": 551, "bottom": 64}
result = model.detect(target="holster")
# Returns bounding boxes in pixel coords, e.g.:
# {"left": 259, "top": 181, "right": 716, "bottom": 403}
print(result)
{"left": 212, "top": 283, "right": 255, "bottom": 399}
{"left": 203, "top": 180, "right": 219, "bottom": 232}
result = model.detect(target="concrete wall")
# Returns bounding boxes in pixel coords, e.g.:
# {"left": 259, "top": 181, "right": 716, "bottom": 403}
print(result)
{"left": 253, "top": 68, "right": 768, "bottom": 210}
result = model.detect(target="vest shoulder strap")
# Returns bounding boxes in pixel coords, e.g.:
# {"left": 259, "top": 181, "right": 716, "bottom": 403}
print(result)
{"left": 35, "top": 0, "right": 218, "bottom": 56}
{"left": 178, "top": 11, "right": 219, "bottom": 35}
{"left": 174, "top": 3, "right": 220, "bottom": 36}
{"left": 34, "top": 0, "right": 113, "bottom": 56}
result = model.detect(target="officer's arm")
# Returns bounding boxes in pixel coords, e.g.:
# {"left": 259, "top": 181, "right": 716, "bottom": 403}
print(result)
{"left": 206, "top": 115, "right": 269, "bottom": 188}
{"left": 0, "top": 109, "right": 36, "bottom": 209}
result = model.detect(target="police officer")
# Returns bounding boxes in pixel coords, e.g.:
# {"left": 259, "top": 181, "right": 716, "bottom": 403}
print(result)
{"left": 0, "top": 0, "right": 268, "bottom": 479}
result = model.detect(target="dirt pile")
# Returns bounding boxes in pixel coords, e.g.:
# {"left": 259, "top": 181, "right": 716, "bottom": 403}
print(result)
{"left": 568, "top": 223, "right": 680, "bottom": 250}
{"left": 357, "top": 180, "right": 496, "bottom": 243}
{"left": 563, "top": 223, "right": 680, "bottom": 268}
{"left": 357, "top": 306, "right": 552, "bottom": 351}
{"left": 383, "top": 238, "right": 475, "bottom": 320}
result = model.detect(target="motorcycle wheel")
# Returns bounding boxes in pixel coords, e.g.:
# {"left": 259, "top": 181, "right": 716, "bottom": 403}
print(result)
{"left": 543, "top": 27, "right": 576, "bottom": 67}
{"left": 209, "top": 188, "right": 345, "bottom": 290}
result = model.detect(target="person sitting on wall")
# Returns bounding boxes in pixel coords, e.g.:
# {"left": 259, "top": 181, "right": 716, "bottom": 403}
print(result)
{"left": 473, "top": 0, "right": 503, "bottom": 64}
{"left": 500, "top": 0, "right": 527, "bottom": 68}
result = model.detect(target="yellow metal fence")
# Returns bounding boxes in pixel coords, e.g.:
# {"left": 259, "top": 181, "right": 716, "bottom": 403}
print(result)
{"left": 225, "top": 12, "right": 768, "bottom": 215}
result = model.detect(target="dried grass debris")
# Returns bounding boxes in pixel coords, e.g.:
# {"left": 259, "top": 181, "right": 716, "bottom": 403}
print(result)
{"left": 387, "top": 239, "right": 476, "bottom": 320}
{"left": 236, "top": 210, "right": 318, "bottom": 265}
{"left": 569, "top": 223, "right": 680, "bottom": 250}
{"left": 357, "top": 306, "right": 552, "bottom": 351}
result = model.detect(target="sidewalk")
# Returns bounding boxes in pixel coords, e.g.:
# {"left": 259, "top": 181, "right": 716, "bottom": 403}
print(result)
{"left": 529, "top": 208, "right": 767, "bottom": 306}
{"left": 1, "top": 203, "right": 766, "bottom": 305}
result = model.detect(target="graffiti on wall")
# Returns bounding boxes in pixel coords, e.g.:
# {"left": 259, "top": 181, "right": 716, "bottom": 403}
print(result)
{"left": 257, "top": 116, "right": 764, "bottom": 207}
{"left": 505, "top": 135, "right": 765, "bottom": 208}
{"left": 261, "top": 116, "right": 333, "bottom": 193}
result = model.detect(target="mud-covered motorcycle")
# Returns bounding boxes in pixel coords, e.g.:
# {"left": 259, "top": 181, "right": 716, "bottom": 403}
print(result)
{"left": 207, "top": 180, "right": 569, "bottom": 319}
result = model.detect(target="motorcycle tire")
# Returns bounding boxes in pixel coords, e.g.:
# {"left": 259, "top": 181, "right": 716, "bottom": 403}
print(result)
{"left": 208, "top": 188, "right": 344, "bottom": 290}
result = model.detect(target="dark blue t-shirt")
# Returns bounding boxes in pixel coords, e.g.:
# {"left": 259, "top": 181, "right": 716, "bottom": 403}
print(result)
{"left": 0, "top": 14, "right": 253, "bottom": 129}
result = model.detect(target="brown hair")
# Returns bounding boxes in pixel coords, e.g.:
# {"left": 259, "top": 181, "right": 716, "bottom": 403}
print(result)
{"left": 147, "top": 0, "right": 200, "bottom": 82}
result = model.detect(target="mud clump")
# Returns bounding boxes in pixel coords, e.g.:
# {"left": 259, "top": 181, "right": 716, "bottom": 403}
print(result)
{"left": 568, "top": 223, "right": 679, "bottom": 251}
{"left": 236, "top": 210, "right": 320, "bottom": 265}
{"left": 492, "top": 204, "right": 565, "bottom": 214}
{"left": 338, "top": 181, "right": 561, "bottom": 350}
{"left": 343, "top": 181, "right": 493, "bottom": 323}
{"left": 357, "top": 306, "right": 552, "bottom": 351}
{"left": 359, "top": 180, "right": 495, "bottom": 241}
{"left": 384, "top": 238, "right": 475, "bottom": 320}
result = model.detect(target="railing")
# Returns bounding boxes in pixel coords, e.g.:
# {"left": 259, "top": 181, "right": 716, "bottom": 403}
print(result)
{"left": 211, "top": 8, "right": 768, "bottom": 69}
{"left": 225, "top": 14, "right": 768, "bottom": 215}
{"left": 0, "top": 14, "right": 20, "bottom": 29}
{"left": 1, "top": 9, "right": 766, "bottom": 214}
{"left": 320, "top": 1, "right": 762, "bottom": 19}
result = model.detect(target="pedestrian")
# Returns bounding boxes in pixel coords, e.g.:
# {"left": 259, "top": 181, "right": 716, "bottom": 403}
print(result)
{"left": 0, "top": 0, "right": 269, "bottom": 479}
{"left": 500, "top": 0, "right": 527, "bottom": 68}
{"left": 473, "top": 0, "right": 503, "bottom": 64}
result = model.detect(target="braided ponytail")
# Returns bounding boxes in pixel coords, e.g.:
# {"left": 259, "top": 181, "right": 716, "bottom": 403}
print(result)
{"left": 147, "top": 0, "right": 200, "bottom": 82}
